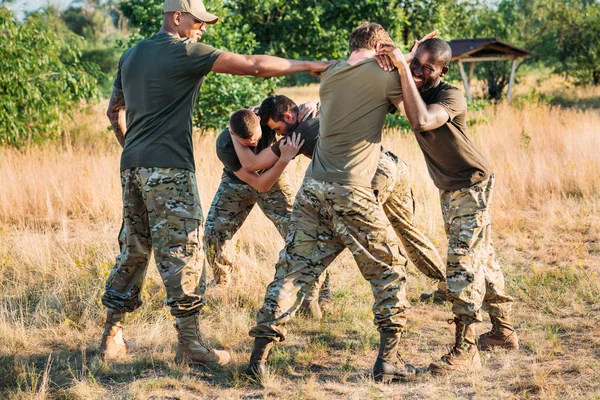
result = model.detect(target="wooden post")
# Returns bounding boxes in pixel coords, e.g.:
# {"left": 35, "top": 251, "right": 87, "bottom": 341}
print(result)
{"left": 458, "top": 60, "right": 472, "bottom": 102}
{"left": 506, "top": 58, "right": 517, "bottom": 102}
{"left": 468, "top": 62, "right": 475, "bottom": 88}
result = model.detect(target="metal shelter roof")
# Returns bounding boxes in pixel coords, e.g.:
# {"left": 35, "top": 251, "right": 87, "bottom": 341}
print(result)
{"left": 448, "top": 38, "right": 534, "bottom": 62}
{"left": 446, "top": 38, "right": 534, "bottom": 102}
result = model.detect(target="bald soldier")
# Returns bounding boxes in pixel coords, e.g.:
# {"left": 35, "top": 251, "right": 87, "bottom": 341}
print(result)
{"left": 100, "top": 0, "right": 331, "bottom": 367}
{"left": 377, "top": 38, "right": 519, "bottom": 374}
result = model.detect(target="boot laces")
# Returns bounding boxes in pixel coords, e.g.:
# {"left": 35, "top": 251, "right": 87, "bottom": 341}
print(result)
{"left": 193, "top": 315, "right": 214, "bottom": 351}
{"left": 481, "top": 319, "right": 501, "bottom": 338}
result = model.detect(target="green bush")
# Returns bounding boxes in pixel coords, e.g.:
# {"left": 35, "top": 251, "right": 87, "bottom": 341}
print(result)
{"left": 0, "top": 8, "right": 101, "bottom": 147}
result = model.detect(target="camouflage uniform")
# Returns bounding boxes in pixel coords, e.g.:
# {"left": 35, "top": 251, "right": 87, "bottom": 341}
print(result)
{"left": 249, "top": 177, "right": 410, "bottom": 341}
{"left": 102, "top": 167, "right": 205, "bottom": 317}
{"left": 204, "top": 172, "right": 294, "bottom": 284}
{"left": 441, "top": 174, "right": 513, "bottom": 322}
{"left": 305, "top": 150, "right": 445, "bottom": 302}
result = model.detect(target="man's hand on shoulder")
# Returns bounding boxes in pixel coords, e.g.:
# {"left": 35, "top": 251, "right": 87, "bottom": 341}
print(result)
{"left": 278, "top": 132, "right": 304, "bottom": 162}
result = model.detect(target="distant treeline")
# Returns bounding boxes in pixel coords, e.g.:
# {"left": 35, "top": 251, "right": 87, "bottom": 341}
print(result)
{"left": 1, "top": 0, "right": 598, "bottom": 147}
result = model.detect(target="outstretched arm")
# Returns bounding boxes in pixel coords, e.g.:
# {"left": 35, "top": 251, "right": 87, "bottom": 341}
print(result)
{"left": 232, "top": 133, "right": 303, "bottom": 192}
{"left": 106, "top": 86, "right": 127, "bottom": 147}
{"left": 212, "top": 52, "right": 333, "bottom": 78}
{"left": 376, "top": 46, "right": 449, "bottom": 132}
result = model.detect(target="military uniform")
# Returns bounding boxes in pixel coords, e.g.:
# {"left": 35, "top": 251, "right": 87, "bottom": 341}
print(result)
{"left": 249, "top": 177, "right": 409, "bottom": 340}
{"left": 204, "top": 127, "right": 294, "bottom": 285}
{"left": 204, "top": 172, "right": 294, "bottom": 284}
{"left": 268, "top": 118, "right": 445, "bottom": 302}
{"left": 103, "top": 168, "right": 206, "bottom": 316}
{"left": 102, "top": 32, "right": 222, "bottom": 317}
{"left": 414, "top": 81, "right": 514, "bottom": 323}
{"left": 441, "top": 174, "right": 512, "bottom": 321}
{"left": 250, "top": 58, "right": 409, "bottom": 341}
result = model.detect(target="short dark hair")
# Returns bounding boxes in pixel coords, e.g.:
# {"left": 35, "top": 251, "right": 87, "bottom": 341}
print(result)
{"left": 349, "top": 22, "right": 394, "bottom": 53}
{"left": 257, "top": 95, "right": 298, "bottom": 124}
{"left": 229, "top": 109, "right": 259, "bottom": 139}
{"left": 419, "top": 38, "right": 452, "bottom": 68}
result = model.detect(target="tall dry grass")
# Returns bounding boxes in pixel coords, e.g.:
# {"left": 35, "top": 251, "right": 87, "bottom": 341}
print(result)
{"left": 1, "top": 85, "right": 600, "bottom": 398}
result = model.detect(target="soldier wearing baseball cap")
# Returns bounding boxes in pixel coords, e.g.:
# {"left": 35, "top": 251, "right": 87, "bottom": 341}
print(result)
{"left": 99, "top": 0, "right": 333, "bottom": 368}
{"left": 163, "top": 0, "right": 218, "bottom": 24}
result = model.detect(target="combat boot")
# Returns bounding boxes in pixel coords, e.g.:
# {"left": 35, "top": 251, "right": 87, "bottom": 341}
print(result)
{"left": 478, "top": 315, "right": 519, "bottom": 351}
{"left": 99, "top": 308, "right": 128, "bottom": 361}
{"left": 419, "top": 281, "right": 448, "bottom": 305}
{"left": 244, "top": 337, "right": 275, "bottom": 380}
{"left": 429, "top": 318, "right": 481, "bottom": 375}
{"left": 174, "top": 313, "right": 231, "bottom": 366}
{"left": 299, "top": 299, "right": 323, "bottom": 320}
{"left": 373, "top": 331, "right": 419, "bottom": 383}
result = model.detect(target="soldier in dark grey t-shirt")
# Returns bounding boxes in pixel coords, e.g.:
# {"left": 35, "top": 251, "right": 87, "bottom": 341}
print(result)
{"left": 100, "top": 0, "right": 332, "bottom": 368}
{"left": 203, "top": 111, "right": 301, "bottom": 289}
{"left": 377, "top": 38, "right": 519, "bottom": 375}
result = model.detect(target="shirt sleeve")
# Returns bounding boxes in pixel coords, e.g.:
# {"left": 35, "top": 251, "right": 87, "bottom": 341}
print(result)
{"left": 386, "top": 70, "right": 403, "bottom": 107}
{"left": 216, "top": 130, "right": 242, "bottom": 172}
{"left": 186, "top": 42, "right": 223, "bottom": 77}
{"left": 435, "top": 85, "right": 467, "bottom": 121}
{"left": 270, "top": 139, "right": 283, "bottom": 157}
{"left": 113, "top": 53, "right": 125, "bottom": 90}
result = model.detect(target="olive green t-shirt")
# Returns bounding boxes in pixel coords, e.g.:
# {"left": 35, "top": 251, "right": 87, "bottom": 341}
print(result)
{"left": 306, "top": 59, "right": 402, "bottom": 187}
{"left": 415, "top": 81, "right": 490, "bottom": 190}
{"left": 116, "top": 32, "right": 222, "bottom": 172}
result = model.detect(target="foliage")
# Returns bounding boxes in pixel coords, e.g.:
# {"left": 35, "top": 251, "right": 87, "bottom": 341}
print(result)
{"left": 535, "top": 0, "right": 600, "bottom": 85}
{"left": 119, "top": 0, "right": 278, "bottom": 131}
{"left": 0, "top": 8, "right": 101, "bottom": 147}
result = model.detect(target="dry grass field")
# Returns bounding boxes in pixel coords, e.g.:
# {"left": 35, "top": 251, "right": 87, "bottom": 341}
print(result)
{"left": 1, "top": 79, "right": 599, "bottom": 399}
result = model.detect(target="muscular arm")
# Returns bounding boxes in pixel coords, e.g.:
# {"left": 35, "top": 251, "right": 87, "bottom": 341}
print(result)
{"left": 212, "top": 52, "right": 332, "bottom": 78}
{"left": 231, "top": 134, "right": 303, "bottom": 192}
{"left": 233, "top": 159, "right": 289, "bottom": 193}
{"left": 106, "top": 86, "right": 127, "bottom": 147}
{"left": 377, "top": 47, "right": 450, "bottom": 132}
{"left": 231, "top": 136, "right": 280, "bottom": 171}
{"left": 396, "top": 63, "right": 449, "bottom": 132}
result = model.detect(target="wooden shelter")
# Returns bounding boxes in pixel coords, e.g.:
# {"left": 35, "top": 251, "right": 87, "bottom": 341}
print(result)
{"left": 448, "top": 38, "right": 534, "bottom": 102}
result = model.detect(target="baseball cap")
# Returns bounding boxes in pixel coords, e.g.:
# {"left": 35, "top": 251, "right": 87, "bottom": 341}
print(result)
{"left": 163, "top": 0, "right": 219, "bottom": 24}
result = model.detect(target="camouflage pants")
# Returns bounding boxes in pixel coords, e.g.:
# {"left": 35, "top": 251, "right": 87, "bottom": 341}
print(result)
{"left": 102, "top": 167, "right": 205, "bottom": 318}
{"left": 441, "top": 174, "right": 513, "bottom": 323}
{"left": 305, "top": 150, "right": 445, "bottom": 302}
{"left": 204, "top": 173, "right": 294, "bottom": 284}
{"left": 249, "top": 177, "right": 409, "bottom": 341}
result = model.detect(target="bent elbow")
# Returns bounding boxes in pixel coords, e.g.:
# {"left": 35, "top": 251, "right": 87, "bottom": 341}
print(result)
{"left": 411, "top": 120, "right": 429, "bottom": 132}
{"left": 256, "top": 183, "right": 274, "bottom": 193}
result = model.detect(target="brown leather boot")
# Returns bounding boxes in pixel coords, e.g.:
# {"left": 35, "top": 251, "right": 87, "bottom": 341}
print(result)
{"left": 419, "top": 281, "right": 448, "bottom": 305}
{"left": 99, "top": 309, "right": 128, "bottom": 361}
{"left": 429, "top": 318, "right": 481, "bottom": 375}
{"left": 478, "top": 315, "right": 519, "bottom": 351}
{"left": 174, "top": 313, "right": 231, "bottom": 366}
{"left": 244, "top": 337, "right": 275, "bottom": 380}
{"left": 299, "top": 299, "right": 323, "bottom": 320}
{"left": 373, "top": 331, "right": 419, "bottom": 383}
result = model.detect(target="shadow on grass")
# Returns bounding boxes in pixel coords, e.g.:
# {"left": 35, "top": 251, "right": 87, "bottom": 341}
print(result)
{"left": 550, "top": 95, "right": 600, "bottom": 110}
{"left": 0, "top": 339, "right": 378, "bottom": 398}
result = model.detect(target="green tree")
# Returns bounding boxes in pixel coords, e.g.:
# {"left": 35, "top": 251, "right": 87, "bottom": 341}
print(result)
{"left": 0, "top": 8, "right": 101, "bottom": 147}
{"left": 536, "top": 0, "right": 600, "bottom": 85}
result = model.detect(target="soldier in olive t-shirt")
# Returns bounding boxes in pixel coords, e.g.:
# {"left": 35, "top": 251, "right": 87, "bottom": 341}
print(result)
{"left": 117, "top": 32, "right": 221, "bottom": 172}
{"left": 376, "top": 38, "right": 519, "bottom": 375}
{"left": 101, "top": 0, "right": 334, "bottom": 368}
{"left": 248, "top": 22, "right": 419, "bottom": 383}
